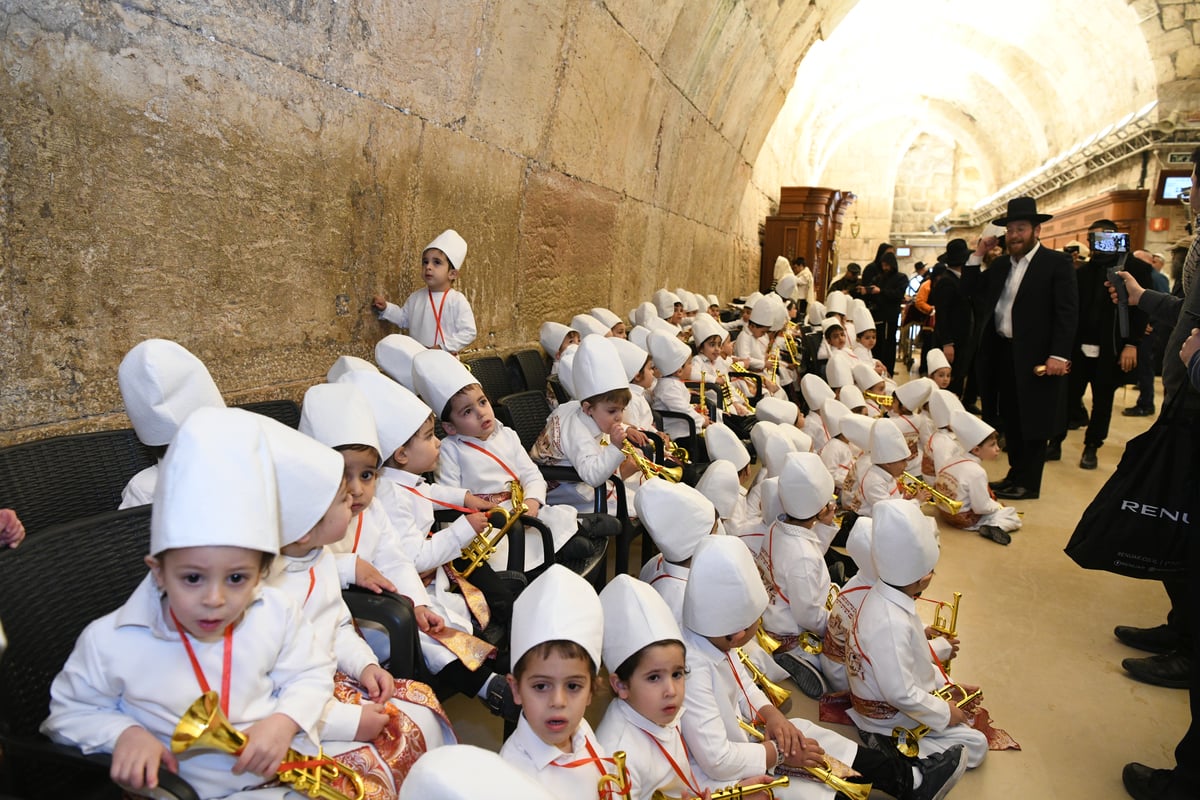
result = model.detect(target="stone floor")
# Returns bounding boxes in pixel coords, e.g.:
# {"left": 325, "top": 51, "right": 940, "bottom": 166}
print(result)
{"left": 441, "top": 380, "right": 1187, "bottom": 800}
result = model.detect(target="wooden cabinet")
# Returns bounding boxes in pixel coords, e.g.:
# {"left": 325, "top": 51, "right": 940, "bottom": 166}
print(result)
{"left": 762, "top": 187, "right": 855, "bottom": 299}
{"left": 1038, "top": 190, "right": 1148, "bottom": 252}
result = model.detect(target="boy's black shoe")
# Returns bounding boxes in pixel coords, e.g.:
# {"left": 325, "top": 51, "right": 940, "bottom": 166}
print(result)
{"left": 1080, "top": 445, "right": 1098, "bottom": 469}
{"left": 1122, "top": 406, "right": 1155, "bottom": 417}
{"left": 482, "top": 673, "right": 521, "bottom": 722}
{"left": 1045, "top": 441, "right": 1062, "bottom": 461}
{"left": 1122, "top": 652, "right": 1192, "bottom": 689}
{"left": 994, "top": 485, "right": 1038, "bottom": 500}
{"left": 978, "top": 525, "right": 1011, "bottom": 545}
{"left": 913, "top": 744, "right": 967, "bottom": 800}
{"left": 774, "top": 652, "right": 828, "bottom": 699}
{"left": 1114, "top": 623, "right": 1182, "bottom": 654}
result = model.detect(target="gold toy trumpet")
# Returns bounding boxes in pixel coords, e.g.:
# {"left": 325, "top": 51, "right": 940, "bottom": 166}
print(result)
{"left": 698, "top": 370, "right": 709, "bottom": 420}
{"left": 863, "top": 389, "right": 894, "bottom": 408}
{"left": 622, "top": 439, "right": 684, "bottom": 483}
{"left": 756, "top": 624, "right": 782, "bottom": 655}
{"left": 665, "top": 439, "right": 691, "bottom": 464}
{"left": 173, "top": 691, "right": 364, "bottom": 800}
{"left": 737, "top": 720, "right": 871, "bottom": 800}
{"left": 459, "top": 480, "right": 527, "bottom": 577}
{"left": 929, "top": 592, "right": 962, "bottom": 674}
{"left": 736, "top": 647, "right": 791, "bottom": 709}
{"left": 892, "top": 681, "right": 981, "bottom": 757}
{"left": 653, "top": 776, "right": 791, "bottom": 800}
{"left": 900, "top": 472, "right": 964, "bottom": 515}
{"left": 596, "top": 749, "right": 629, "bottom": 799}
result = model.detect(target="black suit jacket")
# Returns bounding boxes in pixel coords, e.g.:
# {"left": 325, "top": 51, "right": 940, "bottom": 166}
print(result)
{"left": 929, "top": 269, "right": 973, "bottom": 352}
{"left": 964, "top": 243, "right": 1078, "bottom": 439}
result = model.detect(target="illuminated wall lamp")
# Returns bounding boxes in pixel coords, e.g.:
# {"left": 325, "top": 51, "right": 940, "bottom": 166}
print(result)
{"left": 1149, "top": 217, "right": 1170, "bottom": 232}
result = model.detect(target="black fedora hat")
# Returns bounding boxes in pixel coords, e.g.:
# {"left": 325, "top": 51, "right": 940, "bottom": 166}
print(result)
{"left": 938, "top": 238, "right": 971, "bottom": 267}
{"left": 993, "top": 196, "right": 1053, "bottom": 226}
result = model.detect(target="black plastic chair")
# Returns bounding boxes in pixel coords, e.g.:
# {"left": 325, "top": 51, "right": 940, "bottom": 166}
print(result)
{"left": 236, "top": 399, "right": 301, "bottom": 429}
{"left": 0, "top": 429, "right": 156, "bottom": 536}
{"left": 506, "top": 349, "right": 549, "bottom": 394}
{"left": 461, "top": 355, "right": 513, "bottom": 404}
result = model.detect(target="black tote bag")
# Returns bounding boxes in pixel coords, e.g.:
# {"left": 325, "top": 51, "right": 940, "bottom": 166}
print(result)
{"left": 1064, "top": 396, "right": 1197, "bottom": 578}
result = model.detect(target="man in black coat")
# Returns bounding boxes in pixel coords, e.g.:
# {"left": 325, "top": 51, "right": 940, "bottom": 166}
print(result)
{"left": 929, "top": 238, "right": 975, "bottom": 395}
{"left": 962, "top": 197, "right": 1078, "bottom": 500}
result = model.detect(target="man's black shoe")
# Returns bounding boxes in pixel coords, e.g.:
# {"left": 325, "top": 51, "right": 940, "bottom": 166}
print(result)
{"left": 1114, "top": 624, "right": 1182, "bottom": 655}
{"left": 988, "top": 478, "right": 1012, "bottom": 491}
{"left": 1080, "top": 445, "right": 1098, "bottom": 470}
{"left": 1122, "top": 406, "right": 1155, "bottom": 417}
{"left": 1123, "top": 762, "right": 1192, "bottom": 800}
{"left": 1122, "top": 652, "right": 1192, "bottom": 689}
{"left": 994, "top": 485, "right": 1039, "bottom": 500}
{"left": 1045, "top": 442, "right": 1062, "bottom": 461}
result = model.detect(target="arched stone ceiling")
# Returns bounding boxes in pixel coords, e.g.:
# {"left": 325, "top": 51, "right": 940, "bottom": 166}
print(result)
{"left": 754, "top": 0, "right": 1159, "bottom": 205}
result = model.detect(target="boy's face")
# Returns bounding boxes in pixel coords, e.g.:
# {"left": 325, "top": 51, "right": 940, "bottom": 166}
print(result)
{"left": 698, "top": 336, "right": 722, "bottom": 362}
{"left": 610, "top": 322, "right": 627, "bottom": 339}
{"left": 906, "top": 570, "right": 936, "bottom": 598}
{"left": 342, "top": 449, "right": 379, "bottom": 516}
{"left": 633, "top": 358, "right": 656, "bottom": 390}
{"left": 930, "top": 367, "right": 952, "bottom": 389}
{"left": 508, "top": 651, "right": 594, "bottom": 752}
{"left": 668, "top": 304, "right": 684, "bottom": 325}
{"left": 720, "top": 338, "right": 734, "bottom": 358}
{"left": 826, "top": 328, "right": 847, "bottom": 349}
{"left": 740, "top": 307, "right": 752, "bottom": 322}
{"left": 610, "top": 642, "right": 687, "bottom": 727}
{"left": 747, "top": 321, "right": 769, "bottom": 338}
{"left": 877, "top": 458, "right": 907, "bottom": 477}
{"left": 858, "top": 329, "right": 876, "bottom": 349}
{"left": 705, "top": 624, "right": 756, "bottom": 653}
{"left": 398, "top": 415, "right": 442, "bottom": 474}
{"left": 147, "top": 546, "right": 264, "bottom": 643}
{"left": 582, "top": 398, "right": 626, "bottom": 432}
{"left": 709, "top": 305, "right": 721, "bottom": 320}
{"left": 443, "top": 385, "right": 496, "bottom": 440}
{"left": 422, "top": 248, "right": 457, "bottom": 291}
{"left": 972, "top": 435, "right": 1001, "bottom": 461}
{"left": 559, "top": 331, "right": 581, "bottom": 358}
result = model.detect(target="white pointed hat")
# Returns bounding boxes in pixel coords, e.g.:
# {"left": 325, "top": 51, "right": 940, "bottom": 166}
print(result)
{"left": 299, "top": 382, "right": 381, "bottom": 458}
{"left": 374, "top": 335, "right": 426, "bottom": 390}
{"left": 952, "top": 408, "right": 995, "bottom": 450}
{"left": 540, "top": 321, "right": 573, "bottom": 356}
{"left": 825, "top": 291, "right": 849, "bottom": 316}
{"left": 571, "top": 313, "right": 611, "bottom": 338}
{"left": 647, "top": 332, "right": 691, "bottom": 377}
{"left": 761, "top": 433, "right": 796, "bottom": 478}
{"left": 759, "top": 476, "right": 783, "bottom": 534}
{"left": 801, "top": 373, "right": 835, "bottom": 411}
{"left": 600, "top": 574, "right": 684, "bottom": 677}
{"left": 853, "top": 362, "right": 883, "bottom": 391}
{"left": 749, "top": 294, "right": 781, "bottom": 327}
{"left": 690, "top": 313, "right": 727, "bottom": 345}
{"left": 678, "top": 289, "right": 701, "bottom": 313}
{"left": 628, "top": 325, "right": 651, "bottom": 350}
{"left": 745, "top": 291, "right": 764, "bottom": 308}
{"left": 327, "top": 355, "right": 379, "bottom": 384}
{"left": 895, "top": 377, "right": 934, "bottom": 412}
{"left": 778, "top": 425, "right": 812, "bottom": 454}
{"left": 839, "top": 384, "right": 867, "bottom": 412}
{"left": 928, "top": 389, "right": 964, "bottom": 428}
{"left": 826, "top": 354, "right": 854, "bottom": 389}
{"left": 634, "top": 301, "right": 658, "bottom": 327}
{"left": 749, "top": 420, "right": 780, "bottom": 466}
{"left": 925, "top": 348, "right": 951, "bottom": 375}
{"left": 707, "top": 294, "right": 720, "bottom": 308}
{"left": 756, "top": 396, "right": 800, "bottom": 426}
{"left": 511, "top": 565, "right": 603, "bottom": 669}
{"left": 590, "top": 307, "right": 621, "bottom": 329}
{"left": 872, "top": 499, "right": 939, "bottom": 586}
{"left": 696, "top": 459, "right": 740, "bottom": 519}
{"left": 780, "top": 451, "right": 834, "bottom": 520}
{"left": 119, "top": 339, "right": 224, "bottom": 447}
{"left": 683, "top": 535, "right": 768, "bottom": 637}
{"left": 840, "top": 414, "right": 875, "bottom": 451}
{"left": 399, "top": 745, "right": 557, "bottom": 800}
{"left": 610, "top": 338, "right": 649, "bottom": 382}
{"left": 704, "top": 422, "right": 751, "bottom": 471}
{"left": 653, "top": 289, "right": 681, "bottom": 319}
{"left": 776, "top": 273, "right": 797, "bottom": 299}
{"left": 425, "top": 229, "right": 467, "bottom": 269}
{"left": 150, "top": 407, "right": 279, "bottom": 556}
{"left": 257, "top": 414, "right": 345, "bottom": 547}
{"left": 821, "top": 317, "right": 845, "bottom": 335}
{"left": 870, "top": 418, "right": 910, "bottom": 463}
{"left": 338, "top": 369, "right": 433, "bottom": 457}
{"left": 573, "top": 335, "right": 628, "bottom": 401}
{"left": 635, "top": 478, "right": 715, "bottom": 562}
{"left": 557, "top": 346, "right": 579, "bottom": 400}
{"left": 412, "top": 349, "right": 477, "bottom": 418}
{"left": 846, "top": 516, "right": 876, "bottom": 582}
{"left": 805, "top": 300, "right": 827, "bottom": 326}
{"left": 821, "top": 398, "right": 852, "bottom": 438}
{"left": 852, "top": 302, "right": 875, "bottom": 333}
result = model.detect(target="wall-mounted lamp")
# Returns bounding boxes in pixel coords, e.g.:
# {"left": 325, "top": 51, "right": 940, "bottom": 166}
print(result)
{"left": 1149, "top": 217, "right": 1170, "bottom": 233}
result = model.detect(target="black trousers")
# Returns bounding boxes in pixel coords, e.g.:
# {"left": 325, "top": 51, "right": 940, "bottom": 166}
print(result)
{"left": 993, "top": 337, "right": 1048, "bottom": 492}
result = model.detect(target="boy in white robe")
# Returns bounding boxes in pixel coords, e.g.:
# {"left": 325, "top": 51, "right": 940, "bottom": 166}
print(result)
{"left": 855, "top": 419, "right": 928, "bottom": 518}
{"left": 680, "top": 536, "right": 966, "bottom": 800}
{"left": 936, "top": 410, "right": 1022, "bottom": 546}
{"left": 800, "top": 374, "right": 836, "bottom": 453}
{"left": 372, "top": 230, "right": 476, "bottom": 354}
{"left": 838, "top": 415, "right": 875, "bottom": 513}
{"left": 890, "top": 378, "right": 935, "bottom": 476}
{"left": 636, "top": 478, "right": 718, "bottom": 622}
{"left": 648, "top": 332, "right": 708, "bottom": 444}
{"left": 923, "top": 389, "right": 965, "bottom": 483}
{"left": 818, "top": 399, "right": 855, "bottom": 491}
{"left": 847, "top": 500, "right": 988, "bottom": 770}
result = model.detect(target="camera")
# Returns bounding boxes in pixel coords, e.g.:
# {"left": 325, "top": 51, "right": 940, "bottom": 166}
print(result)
{"left": 1090, "top": 231, "right": 1129, "bottom": 254}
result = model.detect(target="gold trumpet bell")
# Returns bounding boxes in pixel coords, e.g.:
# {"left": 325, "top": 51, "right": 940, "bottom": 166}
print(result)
{"left": 756, "top": 625, "right": 782, "bottom": 654}
{"left": 735, "top": 648, "right": 791, "bottom": 709}
{"left": 172, "top": 690, "right": 247, "bottom": 756}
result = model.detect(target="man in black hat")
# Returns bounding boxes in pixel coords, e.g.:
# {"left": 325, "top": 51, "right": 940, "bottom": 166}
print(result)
{"left": 962, "top": 197, "right": 1078, "bottom": 500}
{"left": 929, "top": 238, "right": 975, "bottom": 395}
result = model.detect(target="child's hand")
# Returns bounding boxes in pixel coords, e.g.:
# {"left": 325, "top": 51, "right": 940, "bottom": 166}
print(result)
{"left": 782, "top": 734, "right": 826, "bottom": 771}
{"left": 625, "top": 427, "right": 650, "bottom": 447}
{"left": 948, "top": 700, "right": 970, "bottom": 727}
{"left": 523, "top": 498, "right": 542, "bottom": 517}
{"left": 465, "top": 511, "right": 490, "bottom": 534}
{"left": 817, "top": 501, "right": 838, "bottom": 527}
{"left": 359, "top": 664, "right": 395, "bottom": 704}
{"left": 415, "top": 604, "right": 444, "bottom": 634}
{"left": 761, "top": 714, "right": 803, "bottom": 760}
{"left": 112, "top": 726, "right": 176, "bottom": 790}
{"left": 355, "top": 703, "right": 391, "bottom": 742}
{"left": 372, "top": 295, "right": 388, "bottom": 311}
{"left": 464, "top": 493, "right": 498, "bottom": 512}
{"left": 355, "top": 558, "right": 397, "bottom": 594}
{"left": 235, "top": 713, "right": 299, "bottom": 778}
{"left": 609, "top": 423, "right": 629, "bottom": 446}
{"left": 0, "top": 508, "right": 25, "bottom": 549}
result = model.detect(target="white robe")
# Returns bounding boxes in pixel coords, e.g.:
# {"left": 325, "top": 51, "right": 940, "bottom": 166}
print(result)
{"left": 597, "top": 699, "right": 709, "bottom": 800}
{"left": 378, "top": 288, "right": 476, "bottom": 353}
{"left": 935, "top": 453, "right": 1022, "bottom": 533}
{"left": 652, "top": 376, "right": 706, "bottom": 442}
{"left": 759, "top": 518, "right": 836, "bottom": 672}
{"left": 532, "top": 401, "right": 633, "bottom": 514}
{"left": 500, "top": 715, "right": 615, "bottom": 798}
